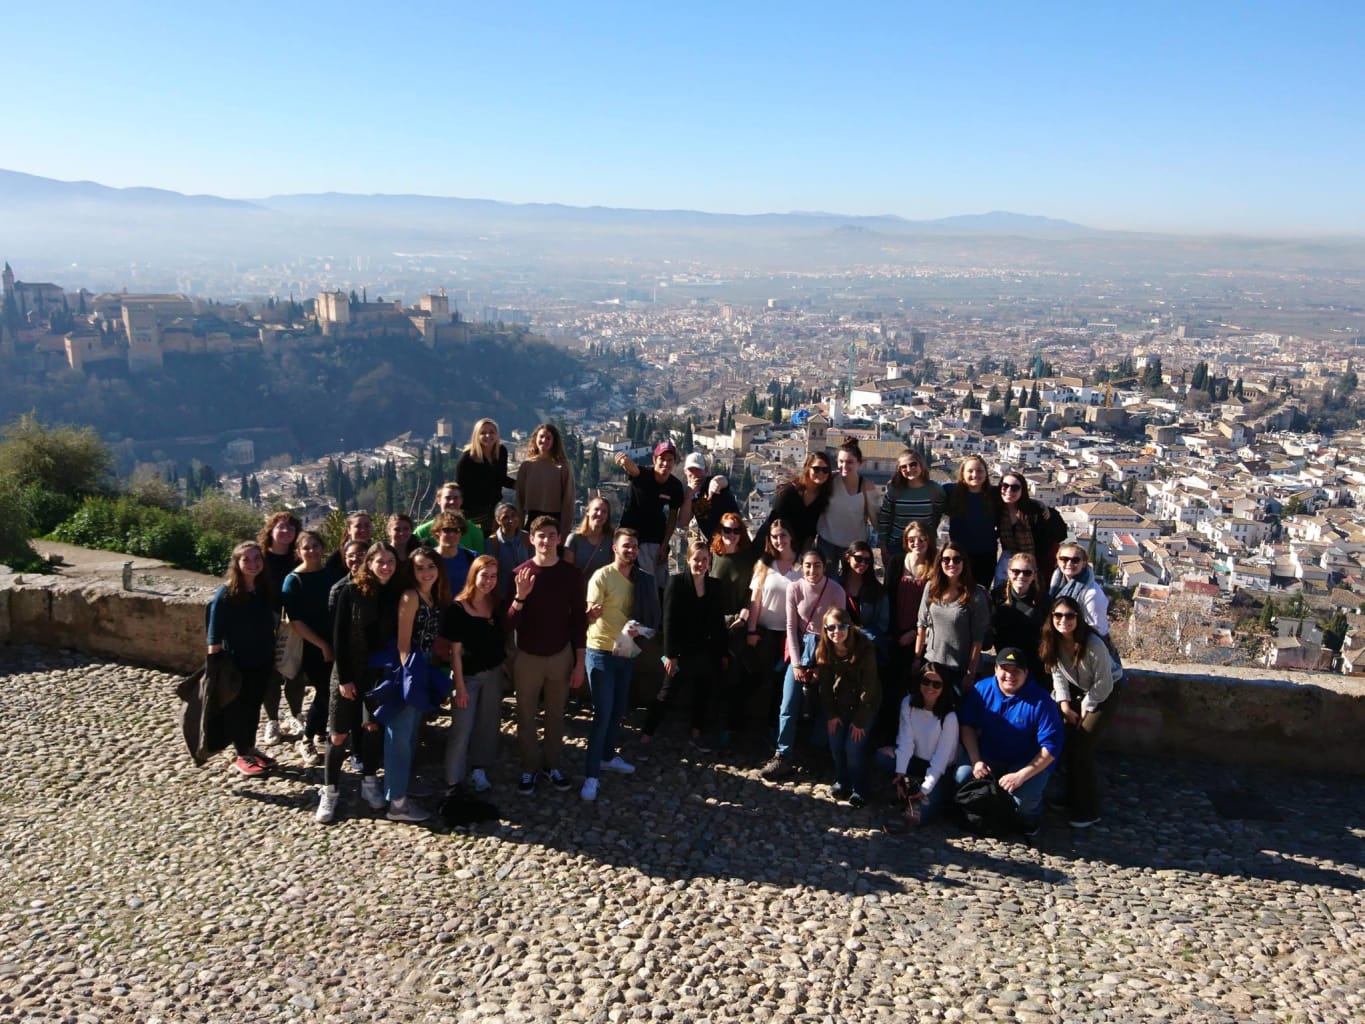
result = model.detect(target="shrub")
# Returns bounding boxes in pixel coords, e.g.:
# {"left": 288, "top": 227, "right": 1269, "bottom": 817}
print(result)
{"left": 51, "top": 495, "right": 242, "bottom": 575}
{"left": 0, "top": 414, "right": 111, "bottom": 495}
{"left": 0, "top": 478, "right": 47, "bottom": 573}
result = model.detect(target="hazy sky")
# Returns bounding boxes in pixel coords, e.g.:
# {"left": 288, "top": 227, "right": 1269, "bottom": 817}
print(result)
{"left": 7, "top": 1, "right": 1363, "bottom": 235}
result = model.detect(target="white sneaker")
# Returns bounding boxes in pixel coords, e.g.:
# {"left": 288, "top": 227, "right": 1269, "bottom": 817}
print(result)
{"left": 297, "top": 738, "right": 322, "bottom": 766}
{"left": 282, "top": 715, "right": 305, "bottom": 737}
{"left": 580, "top": 777, "right": 599, "bottom": 802}
{"left": 315, "top": 786, "right": 339, "bottom": 824}
{"left": 602, "top": 755, "right": 636, "bottom": 775}
{"left": 360, "top": 776, "right": 386, "bottom": 809}
{"left": 387, "top": 797, "right": 432, "bottom": 823}
{"left": 261, "top": 720, "right": 282, "bottom": 745}
{"left": 469, "top": 768, "right": 492, "bottom": 793}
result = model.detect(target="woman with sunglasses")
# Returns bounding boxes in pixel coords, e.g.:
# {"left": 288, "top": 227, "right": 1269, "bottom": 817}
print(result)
{"left": 996, "top": 471, "right": 1066, "bottom": 586}
{"left": 814, "top": 607, "right": 881, "bottom": 807}
{"left": 1038, "top": 595, "right": 1117, "bottom": 828}
{"left": 761, "top": 546, "right": 846, "bottom": 781}
{"left": 710, "top": 513, "right": 758, "bottom": 744}
{"left": 990, "top": 552, "right": 1047, "bottom": 682}
{"left": 1049, "top": 543, "right": 1111, "bottom": 641}
{"left": 943, "top": 455, "right": 1002, "bottom": 588}
{"left": 761, "top": 452, "right": 835, "bottom": 556}
{"left": 878, "top": 449, "right": 946, "bottom": 589}
{"left": 884, "top": 664, "right": 959, "bottom": 832}
{"left": 817, "top": 439, "right": 878, "bottom": 564}
{"left": 839, "top": 541, "right": 889, "bottom": 648}
{"left": 915, "top": 541, "right": 990, "bottom": 693}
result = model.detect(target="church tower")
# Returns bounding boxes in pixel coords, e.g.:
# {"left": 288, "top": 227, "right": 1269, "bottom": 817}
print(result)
{"left": 1, "top": 262, "right": 17, "bottom": 357}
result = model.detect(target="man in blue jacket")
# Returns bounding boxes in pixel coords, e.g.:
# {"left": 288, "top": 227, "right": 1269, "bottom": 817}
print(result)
{"left": 955, "top": 647, "right": 1064, "bottom": 836}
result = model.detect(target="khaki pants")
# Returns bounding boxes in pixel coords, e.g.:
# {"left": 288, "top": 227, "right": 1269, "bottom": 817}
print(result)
{"left": 512, "top": 643, "right": 573, "bottom": 773}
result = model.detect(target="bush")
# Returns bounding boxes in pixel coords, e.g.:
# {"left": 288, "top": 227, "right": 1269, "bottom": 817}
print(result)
{"left": 188, "top": 492, "right": 263, "bottom": 542}
{"left": 0, "top": 478, "right": 48, "bottom": 573}
{"left": 0, "top": 414, "right": 111, "bottom": 495}
{"left": 21, "top": 485, "right": 79, "bottom": 536}
{"left": 51, "top": 495, "right": 239, "bottom": 575}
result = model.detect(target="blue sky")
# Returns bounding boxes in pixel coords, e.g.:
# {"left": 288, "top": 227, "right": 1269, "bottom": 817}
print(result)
{"left": 6, "top": 1, "right": 1363, "bottom": 234}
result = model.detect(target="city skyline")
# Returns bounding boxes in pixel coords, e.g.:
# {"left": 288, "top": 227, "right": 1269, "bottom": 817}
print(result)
{"left": 7, "top": 1, "right": 1364, "bottom": 237}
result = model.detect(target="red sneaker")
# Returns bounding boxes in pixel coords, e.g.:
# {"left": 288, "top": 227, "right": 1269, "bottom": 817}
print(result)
{"left": 249, "top": 749, "right": 279, "bottom": 768}
{"left": 233, "top": 755, "right": 266, "bottom": 777}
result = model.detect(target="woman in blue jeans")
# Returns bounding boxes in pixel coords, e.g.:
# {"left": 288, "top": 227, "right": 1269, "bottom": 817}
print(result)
{"left": 814, "top": 606, "right": 880, "bottom": 807}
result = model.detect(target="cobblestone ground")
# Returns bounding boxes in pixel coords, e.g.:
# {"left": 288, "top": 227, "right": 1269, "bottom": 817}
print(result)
{"left": 1, "top": 646, "right": 1362, "bottom": 1023}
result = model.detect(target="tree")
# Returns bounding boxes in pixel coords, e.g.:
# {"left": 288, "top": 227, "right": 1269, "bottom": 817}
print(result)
{"left": 248, "top": 475, "right": 261, "bottom": 506}
{"left": 1259, "top": 597, "right": 1277, "bottom": 631}
{"left": 1141, "top": 357, "right": 1165, "bottom": 391}
{"left": 239, "top": 475, "right": 250, "bottom": 501}
{"left": 0, "top": 414, "right": 111, "bottom": 496}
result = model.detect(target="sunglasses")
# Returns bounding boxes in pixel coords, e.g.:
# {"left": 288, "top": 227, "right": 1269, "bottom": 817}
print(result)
{"left": 920, "top": 678, "right": 944, "bottom": 690}
{"left": 1053, "top": 611, "right": 1078, "bottom": 621}
{"left": 824, "top": 623, "right": 851, "bottom": 634}
{"left": 940, "top": 555, "right": 963, "bottom": 565}
{"left": 809, "top": 465, "right": 831, "bottom": 475}
{"left": 1009, "top": 568, "right": 1034, "bottom": 577}
{"left": 1001, "top": 482, "right": 1022, "bottom": 492}
{"left": 851, "top": 555, "right": 872, "bottom": 566}
{"left": 438, "top": 527, "right": 463, "bottom": 534}
{"left": 721, "top": 526, "right": 742, "bottom": 535}
{"left": 1058, "top": 555, "right": 1083, "bottom": 564}
{"left": 899, "top": 462, "right": 920, "bottom": 471}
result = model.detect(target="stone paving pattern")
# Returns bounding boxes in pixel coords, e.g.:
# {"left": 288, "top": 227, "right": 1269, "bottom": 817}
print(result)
{"left": 1, "top": 646, "right": 1362, "bottom": 1023}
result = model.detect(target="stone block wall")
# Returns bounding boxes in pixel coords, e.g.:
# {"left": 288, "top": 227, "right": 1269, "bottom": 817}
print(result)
{"left": 2, "top": 576, "right": 1363, "bottom": 773}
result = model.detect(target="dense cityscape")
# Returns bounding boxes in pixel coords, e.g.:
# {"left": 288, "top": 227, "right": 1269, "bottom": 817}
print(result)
{"left": 6, "top": 250, "right": 1365, "bottom": 675}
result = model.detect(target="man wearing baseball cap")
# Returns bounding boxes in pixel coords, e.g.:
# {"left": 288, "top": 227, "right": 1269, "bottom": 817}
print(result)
{"left": 953, "top": 647, "right": 1064, "bottom": 837}
{"left": 615, "top": 441, "right": 691, "bottom": 581}
{"left": 682, "top": 451, "right": 739, "bottom": 545}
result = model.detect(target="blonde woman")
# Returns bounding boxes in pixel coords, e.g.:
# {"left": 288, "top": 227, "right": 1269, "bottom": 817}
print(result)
{"left": 457, "top": 418, "right": 514, "bottom": 535}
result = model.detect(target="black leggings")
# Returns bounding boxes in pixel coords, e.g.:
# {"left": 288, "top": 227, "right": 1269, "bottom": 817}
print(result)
{"left": 262, "top": 668, "right": 308, "bottom": 723}
{"left": 228, "top": 664, "right": 272, "bottom": 756}
{"left": 644, "top": 655, "right": 718, "bottom": 737}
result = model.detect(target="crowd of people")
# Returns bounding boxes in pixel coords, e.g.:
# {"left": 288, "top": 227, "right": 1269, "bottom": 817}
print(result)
{"left": 201, "top": 425, "right": 1123, "bottom": 837}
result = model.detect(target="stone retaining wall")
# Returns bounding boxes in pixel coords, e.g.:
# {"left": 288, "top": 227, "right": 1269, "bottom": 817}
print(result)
{"left": 2, "top": 575, "right": 1362, "bottom": 773}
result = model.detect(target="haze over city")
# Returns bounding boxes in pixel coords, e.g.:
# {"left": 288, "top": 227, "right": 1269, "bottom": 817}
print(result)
{"left": 7, "top": 1, "right": 1365, "bottom": 236}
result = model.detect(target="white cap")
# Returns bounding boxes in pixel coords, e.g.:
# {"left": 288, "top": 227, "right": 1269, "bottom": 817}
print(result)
{"left": 684, "top": 453, "right": 707, "bottom": 471}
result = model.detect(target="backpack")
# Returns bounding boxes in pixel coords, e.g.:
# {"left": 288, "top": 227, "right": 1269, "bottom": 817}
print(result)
{"left": 953, "top": 775, "right": 1022, "bottom": 837}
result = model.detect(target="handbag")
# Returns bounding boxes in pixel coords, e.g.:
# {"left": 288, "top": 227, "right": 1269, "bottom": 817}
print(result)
{"left": 274, "top": 608, "right": 304, "bottom": 678}
{"left": 953, "top": 775, "right": 1022, "bottom": 837}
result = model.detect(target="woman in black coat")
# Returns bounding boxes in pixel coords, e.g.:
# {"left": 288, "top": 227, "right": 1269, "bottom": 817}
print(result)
{"left": 641, "top": 539, "right": 729, "bottom": 751}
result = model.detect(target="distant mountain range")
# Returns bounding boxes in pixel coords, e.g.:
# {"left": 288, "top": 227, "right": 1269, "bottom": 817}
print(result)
{"left": 4, "top": 167, "right": 1363, "bottom": 284}
{"left": 0, "top": 168, "right": 1093, "bottom": 236}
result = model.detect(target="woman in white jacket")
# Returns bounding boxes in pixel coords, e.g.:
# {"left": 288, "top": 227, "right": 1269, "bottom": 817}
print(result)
{"left": 1039, "top": 594, "right": 1118, "bottom": 829}
{"left": 884, "top": 664, "right": 960, "bottom": 832}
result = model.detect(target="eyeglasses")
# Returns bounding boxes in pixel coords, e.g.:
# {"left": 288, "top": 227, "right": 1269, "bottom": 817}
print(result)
{"left": 1058, "top": 555, "right": 1083, "bottom": 564}
{"left": 940, "top": 555, "right": 963, "bottom": 565}
{"left": 920, "top": 678, "right": 944, "bottom": 690}
{"left": 721, "top": 526, "right": 742, "bottom": 535}
{"left": 824, "top": 623, "right": 851, "bottom": 634}
{"left": 1001, "top": 482, "right": 1022, "bottom": 492}
{"left": 851, "top": 556, "right": 872, "bottom": 566}
{"left": 1009, "top": 568, "right": 1034, "bottom": 577}
{"left": 1052, "top": 611, "right": 1078, "bottom": 621}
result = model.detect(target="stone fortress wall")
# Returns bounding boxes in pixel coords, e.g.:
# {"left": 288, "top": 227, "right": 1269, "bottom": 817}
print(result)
{"left": 2, "top": 559, "right": 1362, "bottom": 775}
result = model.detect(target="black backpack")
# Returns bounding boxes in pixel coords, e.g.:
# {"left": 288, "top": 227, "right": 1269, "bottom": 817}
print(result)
{"left": 953, "top": 776, "right": 1022, "bottom": 837}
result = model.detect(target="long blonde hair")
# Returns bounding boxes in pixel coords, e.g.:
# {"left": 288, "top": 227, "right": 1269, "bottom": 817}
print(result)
{"left": 465, "top": 418, "right": 503, "bottom": 464}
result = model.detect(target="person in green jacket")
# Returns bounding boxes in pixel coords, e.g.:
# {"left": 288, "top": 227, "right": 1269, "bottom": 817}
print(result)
{"left": 815, "top": 605, "right": 881, "bottom": 808}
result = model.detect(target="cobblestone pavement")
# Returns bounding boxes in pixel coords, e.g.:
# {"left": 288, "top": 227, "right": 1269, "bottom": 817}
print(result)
{"left": 1, "top": 646, "right": 1362, "bottom": 1023}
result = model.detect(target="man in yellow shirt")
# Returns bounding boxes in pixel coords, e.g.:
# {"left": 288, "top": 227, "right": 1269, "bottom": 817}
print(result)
{"left": 581, "top": 528, "right": 661, "bottom": 801}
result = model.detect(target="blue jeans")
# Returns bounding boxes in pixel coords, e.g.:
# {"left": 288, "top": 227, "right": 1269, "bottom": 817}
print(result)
{"left": 953, "top": 762, "right": 1050, "bottom": 823}
{"left": 383, "top": 704, "right": 420, "bottom": 801}
{"left": 585, "top": 649, "right": 634, "bottom": 779}
{"left": 776, "top": 633, "right": 819, "bottom": 757}
{"left": 829, "top": 714, "right": 876, "bottom": 796}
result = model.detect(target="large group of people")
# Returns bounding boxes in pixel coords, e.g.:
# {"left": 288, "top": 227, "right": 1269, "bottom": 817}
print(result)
{"left": 201, "top": 426, "right": 1123, "bottom": 837}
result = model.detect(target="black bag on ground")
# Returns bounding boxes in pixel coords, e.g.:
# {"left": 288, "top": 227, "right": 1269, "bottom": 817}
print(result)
{"left": 439, "top": 791, "right": 501, "bottom": 826}
{"left": 953, "top": 775, "right": 1022, "bottom": 837}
